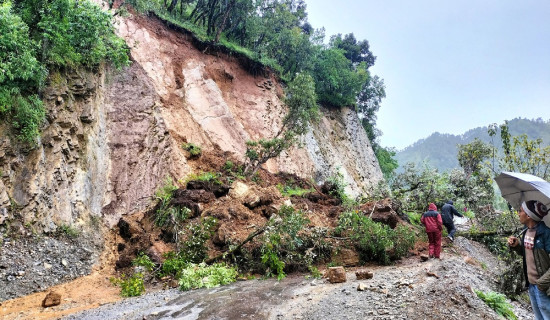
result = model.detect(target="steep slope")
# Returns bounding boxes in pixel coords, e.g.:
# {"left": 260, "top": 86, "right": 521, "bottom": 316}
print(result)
{"left": 113, "top": 13, "right": 383, "bottom": 205}
{"left": 0, "top": 11, "right": 382, "bottom": 235}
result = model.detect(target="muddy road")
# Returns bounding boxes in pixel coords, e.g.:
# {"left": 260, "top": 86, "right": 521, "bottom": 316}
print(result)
{"left": 56, "top": 237, "right": 531, "bottom": 320}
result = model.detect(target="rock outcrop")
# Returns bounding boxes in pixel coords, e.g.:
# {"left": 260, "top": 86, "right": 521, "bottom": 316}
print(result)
{"left": 0, "top": 12, "right": 382, "bottom": 233}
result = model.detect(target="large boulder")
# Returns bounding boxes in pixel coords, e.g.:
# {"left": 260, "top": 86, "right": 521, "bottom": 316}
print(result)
{"left": 331, "top": 248, "right": 360, "bottom": 267}
{"left": 360, "top": 198, "right": 401, "bottom": 229}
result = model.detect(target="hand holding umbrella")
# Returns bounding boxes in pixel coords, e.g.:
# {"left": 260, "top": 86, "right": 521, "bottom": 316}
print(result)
{"left": 494, "top": 171, "right": 550, "bottom": 226}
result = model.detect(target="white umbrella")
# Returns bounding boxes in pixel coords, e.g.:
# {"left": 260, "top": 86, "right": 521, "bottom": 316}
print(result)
{"left": 494, "top": 171, "right": 550, "bottom": 225}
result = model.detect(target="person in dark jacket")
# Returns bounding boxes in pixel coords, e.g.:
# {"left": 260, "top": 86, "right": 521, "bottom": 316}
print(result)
{"left": 421, "top": 203, "right": 443, "bottom": 259}
{"left": 508, "top": 200, "right": 550, "bottom": 320}
{"left": 441, "top": 200, "right": 463, "bottom": 241}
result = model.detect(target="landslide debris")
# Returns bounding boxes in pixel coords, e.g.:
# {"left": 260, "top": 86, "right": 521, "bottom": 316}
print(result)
{"left": 112, "top": 150, "right": 412, "bottom": 288}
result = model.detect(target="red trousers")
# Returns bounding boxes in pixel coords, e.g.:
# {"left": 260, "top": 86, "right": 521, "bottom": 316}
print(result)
{"left": 426, "top": 231, "right": 442, "bottom": 258}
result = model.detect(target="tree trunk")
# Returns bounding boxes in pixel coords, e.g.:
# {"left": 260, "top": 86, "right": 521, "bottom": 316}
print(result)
{"left": 455, "top": 229, "right": 519, "bottom": 240}
{"left": 205, "top": 226, "right": 266, "bottom": 264}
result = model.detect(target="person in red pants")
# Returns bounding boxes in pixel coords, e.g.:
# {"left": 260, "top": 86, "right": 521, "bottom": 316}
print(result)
{"left": 421, "top": 203, "right": 443, "bottom": 259}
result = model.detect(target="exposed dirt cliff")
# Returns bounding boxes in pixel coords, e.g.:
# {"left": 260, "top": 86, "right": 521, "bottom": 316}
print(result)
{"left": 0, "top": 11, "right": 382, "bottom": 234}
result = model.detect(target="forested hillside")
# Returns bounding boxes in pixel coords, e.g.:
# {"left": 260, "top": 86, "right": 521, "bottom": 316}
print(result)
{"left": 395, "top": 117, "right": 550, "bottom": 172}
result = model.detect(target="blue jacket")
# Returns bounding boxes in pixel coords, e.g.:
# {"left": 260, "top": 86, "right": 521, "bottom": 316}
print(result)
{"left": 441, "top": 202, "right": 462, "bottom": 224}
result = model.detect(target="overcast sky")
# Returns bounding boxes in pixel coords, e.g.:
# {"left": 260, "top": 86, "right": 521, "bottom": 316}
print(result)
{"left": 305, "top": 0, "right": 550, "bottom": 150}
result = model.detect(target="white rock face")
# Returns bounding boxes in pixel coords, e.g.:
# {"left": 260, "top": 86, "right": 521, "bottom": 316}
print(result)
{"left": 115, "top": 15, "right": 383, "bottom": 198}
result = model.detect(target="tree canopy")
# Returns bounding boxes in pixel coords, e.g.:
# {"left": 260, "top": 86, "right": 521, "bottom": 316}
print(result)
{"left": 0, "top": 0, "right": 129, "bottom": 144}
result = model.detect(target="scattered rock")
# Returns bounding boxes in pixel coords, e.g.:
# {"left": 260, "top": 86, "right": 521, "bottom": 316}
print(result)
{"left": 357, "top": 283, "right": 368, "bottom": 291}
{"left": 327, "top": 267, "right": 346, "bottom": 283}
{"left": 169, "top": 279, "right": 179, "bottom": 288}
{"left": 212, "top": 224, "right": 229, "bottom": 246}
{"left": 355, "top": 269, "right": 374, "bottom": 280}
{"left": 42, "top": 291, "right": 61, "bottom": 308}
{"left": 229, "top": 181, "right": 249, "bottom": 199}
{"left": 0, "top": 207, "right": 8, "bottom": 225}
{"left": 464, "top": 256, "right": 477, "bottom": 266}
{"left": 147, "top": 242, "right": 171, "bottom": 264}
{"left": 243, "top": 194, "right": 261, "bottom": 209}
{"left": 172, "top": 189, "right": 215, "bottom": 203}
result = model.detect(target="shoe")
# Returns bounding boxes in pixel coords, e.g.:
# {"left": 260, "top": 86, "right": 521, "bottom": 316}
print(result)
{"left": 429, "top": 255, "right": 434, "bottom": 259}
{"left": 447, "top": 235, "right": 454, "bottom": 242}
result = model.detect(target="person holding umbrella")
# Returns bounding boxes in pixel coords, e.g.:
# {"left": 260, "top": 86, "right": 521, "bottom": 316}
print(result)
{"left": 496, "top": 172, "right": 550, "bottom": 319}
{"left": 507, "top": 200, "right": 550, "bottom": 320}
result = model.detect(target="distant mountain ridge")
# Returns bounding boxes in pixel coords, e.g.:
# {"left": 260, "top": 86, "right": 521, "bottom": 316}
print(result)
{"left": 395, "top": 118, "right": 550, "bottom": 172}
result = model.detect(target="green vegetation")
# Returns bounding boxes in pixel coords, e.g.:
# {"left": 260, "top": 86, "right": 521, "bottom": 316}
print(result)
{"left": 57, "top": 224, "right": 79, "bottom": 238}
{"left": 334, "top": 211, "right": 415, "bottom": 265}
{"left": 405, "top": 212, "right": 421, "bottom": 226}
{"left": 313, "top": 48, "right": 367, "bottom": 107}
{"left": 155, "top": 177, "right": 178, "bottom": 200}
{"left": 159, "top": 251, "right": 189, "bottom": 278}
{"left": 307, "top": 265, "right": 322, "bottom": 279}
{"left": 184, "top": 171, "right": 221, "bottom": 184}
{"left": 374, "top": 145, "right": 399, "bottom": 180}
{"left": 132, "top": 252, "right": 155, "bottom": 272}
{"left": 325, "top": 170, "right": 350, "bottom": 204}
{"left": 385, "top": 161, "right": 493, "bottom": 222}
{"left": 276, "top": 183, "right": 313, "bottom": 197}
{"left": 155, "top": 205, "right": 190, "bottom": 232}
{"left": 179, "top": 217, "right": 217, "bottom": 263}
{"left": 0, "top": 2, "right": 46, "bottom": 145}
{"left": 259, "top": 205, "right": 311, "bottom": 280}
{"left": 111, "top": 273, "right": 145, "bottom": 297}
{"left": 475, "top": 290, "right": 517, "bottom": 320}
{"left": 182, "top": 142, "right": 202, "bottom": 157}
{"left": 179, "top": 263, "right": 237, "bottom": 291}
{"left": 494, "top": 120, "right": 550, "bottom": 180}
{"left": 112, "top": 252, "right": 155, "bottom": 297}
{"left": 222, "top": 160, "right": 245, "bottom": 181}
{"left": 0, "top": 0, "right": 129, "bottom": 145}
{"left": 153, "top": 178, "right": 189, "bottom": 236}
